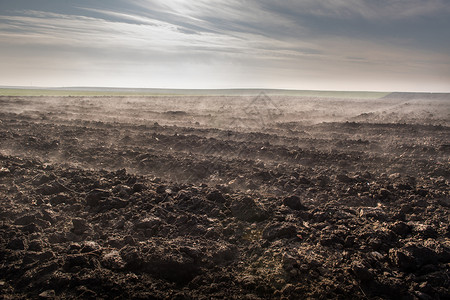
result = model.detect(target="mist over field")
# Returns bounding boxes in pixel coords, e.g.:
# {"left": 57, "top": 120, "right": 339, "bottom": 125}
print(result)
{"left": 1, "top": 90, "right": 449, "bottom": 299}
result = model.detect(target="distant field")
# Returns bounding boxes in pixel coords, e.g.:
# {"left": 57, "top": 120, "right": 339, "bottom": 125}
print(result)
{"left": 0, "top": 88, "right": 154, "bottom": 97}
{"left": 0, "top": 87, "right": 390, "bottom": 99}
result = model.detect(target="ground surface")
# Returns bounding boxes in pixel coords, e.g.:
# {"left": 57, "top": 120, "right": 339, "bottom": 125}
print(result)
{"left": 0, "top": 93, "right": 449, "bottom": 299}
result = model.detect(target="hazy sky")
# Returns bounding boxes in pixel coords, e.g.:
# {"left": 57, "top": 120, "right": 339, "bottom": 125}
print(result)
{"left": 1, "top": 0, "right": 449, "bottom": 91}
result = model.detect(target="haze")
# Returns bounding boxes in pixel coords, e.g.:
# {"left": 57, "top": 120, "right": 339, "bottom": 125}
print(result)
{"left": 1, "top": 0, "right": 449, "bottom": 92}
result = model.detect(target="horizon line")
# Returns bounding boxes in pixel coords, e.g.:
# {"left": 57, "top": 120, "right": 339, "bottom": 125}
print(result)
{"left": 1, "top": 85, "right": 450, "bottom": 94}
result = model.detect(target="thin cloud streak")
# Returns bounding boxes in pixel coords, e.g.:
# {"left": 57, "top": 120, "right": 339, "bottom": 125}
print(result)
{"left": 258, "top": 0, "right": 450, "bottom": 20}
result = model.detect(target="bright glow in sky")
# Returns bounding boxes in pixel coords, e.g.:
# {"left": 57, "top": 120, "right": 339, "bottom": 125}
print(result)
{"left": 0, "top": 0, "right": 449, "bottom": 91}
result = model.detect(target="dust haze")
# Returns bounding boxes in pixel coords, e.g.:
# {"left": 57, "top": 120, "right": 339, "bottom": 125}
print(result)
{"left": 0, "top": 92, "right": 449, "bottom": 299}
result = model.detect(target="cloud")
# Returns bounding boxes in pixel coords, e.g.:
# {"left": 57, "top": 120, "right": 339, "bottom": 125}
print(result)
{"left": 0, "top": 10, "right": 225, "bottom": 50}
{"left": 0, "top": 7, "right": 318, "bottom": 62}
{"left": 258, "top": 0, "right": 450, "bottom": 20}
{"left": 0, "top": 1, "right": 448, "bottom": 91}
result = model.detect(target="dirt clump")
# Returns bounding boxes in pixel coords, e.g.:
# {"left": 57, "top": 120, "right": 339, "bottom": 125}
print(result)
{"left": 0, "top": 95, "right": 449, "bottom": 299}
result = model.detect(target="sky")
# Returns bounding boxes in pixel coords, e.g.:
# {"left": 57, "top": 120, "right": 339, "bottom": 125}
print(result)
{"left": 0, "top": 0, "right": 449, "bottom": 92}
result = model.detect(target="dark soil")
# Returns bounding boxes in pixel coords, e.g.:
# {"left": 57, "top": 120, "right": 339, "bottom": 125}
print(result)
{"left": 0, "top": 95, "right": 449, "bottom": 299}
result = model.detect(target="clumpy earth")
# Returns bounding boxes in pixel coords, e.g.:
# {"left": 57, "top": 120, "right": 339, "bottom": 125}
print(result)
{"left": 0, "top": 94, "right": 449, "bottom": 299}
